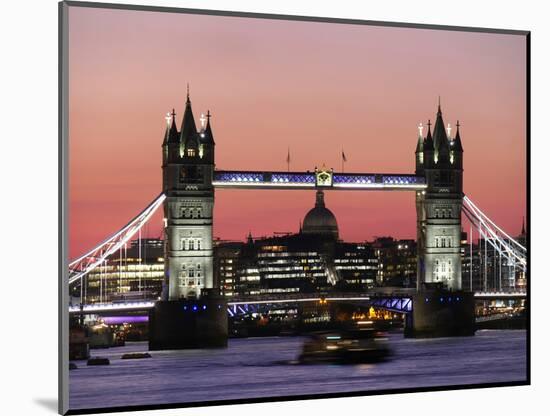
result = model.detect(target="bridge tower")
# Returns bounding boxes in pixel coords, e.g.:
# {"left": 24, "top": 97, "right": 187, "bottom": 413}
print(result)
{"left": 415, "top": 102, "right": 464, "bottom": 291}
{"left": 162, "top": 90, "right": 216, "bottom": 300}
{"left": 151, "top": 90, "right": 226, "bottom": 350}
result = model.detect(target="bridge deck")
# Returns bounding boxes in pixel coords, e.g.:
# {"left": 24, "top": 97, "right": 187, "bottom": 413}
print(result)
{"left": 68, "top": 291, "right": 525, "bottom": 315}
{"left": 213, "top": 170, "right": 426, "bottom": 190}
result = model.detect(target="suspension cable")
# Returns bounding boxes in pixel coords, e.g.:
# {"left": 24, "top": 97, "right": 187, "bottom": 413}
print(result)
{"left": 463, "top": 196, "right": 526, "bottom": 251}
{"left": 68, "top": 193, "right": 166, "bottom": 285}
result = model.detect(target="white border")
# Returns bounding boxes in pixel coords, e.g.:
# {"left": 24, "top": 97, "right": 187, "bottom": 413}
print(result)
{"left": 2, "top": 1, "right": 547, "bottom": 416}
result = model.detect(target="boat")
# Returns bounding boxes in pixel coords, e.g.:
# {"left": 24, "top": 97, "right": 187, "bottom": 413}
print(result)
{"left": 298, "top": 325, "right": 391, "bottom": 364}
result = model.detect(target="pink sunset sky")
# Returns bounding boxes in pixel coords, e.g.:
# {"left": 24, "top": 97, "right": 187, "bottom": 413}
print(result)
{"left": 68, "top": 6, "right": 527, "bottom": 259}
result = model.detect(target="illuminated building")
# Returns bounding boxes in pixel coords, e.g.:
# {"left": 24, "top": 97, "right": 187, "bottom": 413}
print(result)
{"left": 246, "top": 235, "right": 334, "bottom": 295}
{"left": 214, "top": 191, "right": 378, "bottom": 297}
{"left": 333, "top": 243, "right": 378, "bottom": 290}
{"left": 71, "top": 238, "right": 165, "bottom": 304}
{"left": 213, "top": 240, "right": 242, "bottom": 297}
{"left": 461, "top": 221, "right": 526, "bottom": 291}
{"left": 372, "top": 237, "right": 417, "bottom": 287}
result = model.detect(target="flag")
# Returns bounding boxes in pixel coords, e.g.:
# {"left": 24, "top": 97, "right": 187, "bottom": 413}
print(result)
{"left": 342, "top": 150, "right": 347, "bottom": 162}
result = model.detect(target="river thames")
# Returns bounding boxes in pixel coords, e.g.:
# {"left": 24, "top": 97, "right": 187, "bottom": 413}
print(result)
{"left": 69, "top": 329, "right": 527, "bottom": 411}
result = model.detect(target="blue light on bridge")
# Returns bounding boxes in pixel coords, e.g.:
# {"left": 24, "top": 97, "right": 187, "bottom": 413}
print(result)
{"left": 382, "top": 175, "right": 424, "bottom": 185}
{"left": 216, "top": 172, "right": 263, "bottom": 182}
{"left": 271, "top": 173, "right": 315, "bottom": 183}
{"left": 202, "top": 305, "right": 207, "bottom": 310}
{"left": 333, "top": 174, "right": 376, "bottom": 184}
{"left": 192, "top": 305, "right": 198, "bottom": 312}
{"left": 209, "top": 170, "right": 429, "bottom": 189}
{"left": 370, "top": 296, "right": 413, "bottom": 313}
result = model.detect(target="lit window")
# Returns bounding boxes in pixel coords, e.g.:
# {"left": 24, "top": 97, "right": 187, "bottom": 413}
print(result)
{"left": 187, "top": 149, "right": 196, "bottom": 157}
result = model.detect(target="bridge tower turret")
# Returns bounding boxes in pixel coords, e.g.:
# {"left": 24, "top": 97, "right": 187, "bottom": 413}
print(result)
{"left": 161, "top": 89, "right": 216, "bottom": 300}
{"left": 415, "top": 123, "right": 425, "bottom": 174}
{"left": 416, "top": 102, "right": 464, "bottom": 291}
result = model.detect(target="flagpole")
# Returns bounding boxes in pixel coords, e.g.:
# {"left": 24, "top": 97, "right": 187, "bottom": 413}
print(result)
{"left": 287, "top": 147, "right": 290, "bottom": 172}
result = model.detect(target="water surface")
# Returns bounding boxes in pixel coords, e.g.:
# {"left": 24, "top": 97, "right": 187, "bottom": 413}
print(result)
{"left": 69, "top": 330, "right": 527, "bottom": 410}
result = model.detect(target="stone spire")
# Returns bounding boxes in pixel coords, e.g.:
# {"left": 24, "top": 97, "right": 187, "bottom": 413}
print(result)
{"left": 180, "top": 85, "right": 198, "bottom": 146}
{"left": 452, "top": 120, "right": 463, "bottom": 152}
{"left": 202, "top": 110, "right": 215, "bottom": 145}
{"left": 433, "top": 100, "right": 450, "bottom": 163}
{"left": 164, "top": 108, "right": 179, "bottom": 145}
{"left": 424, "top": 120, "right": 434, "bottom": 151}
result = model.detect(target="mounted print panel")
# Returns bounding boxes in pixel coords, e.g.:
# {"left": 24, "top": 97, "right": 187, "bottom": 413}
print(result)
{"left": 59, "top": 2, "right": 529, "bottom": 414}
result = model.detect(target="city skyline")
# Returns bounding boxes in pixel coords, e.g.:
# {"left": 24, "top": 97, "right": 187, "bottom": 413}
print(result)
{"left": 68, "top": 7, "right": 527, "bottom": 259}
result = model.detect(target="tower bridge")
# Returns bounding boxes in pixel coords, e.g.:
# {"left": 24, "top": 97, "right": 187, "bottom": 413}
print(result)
{"left": 68, "top": 91, "right": 527, "bottom": 347}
